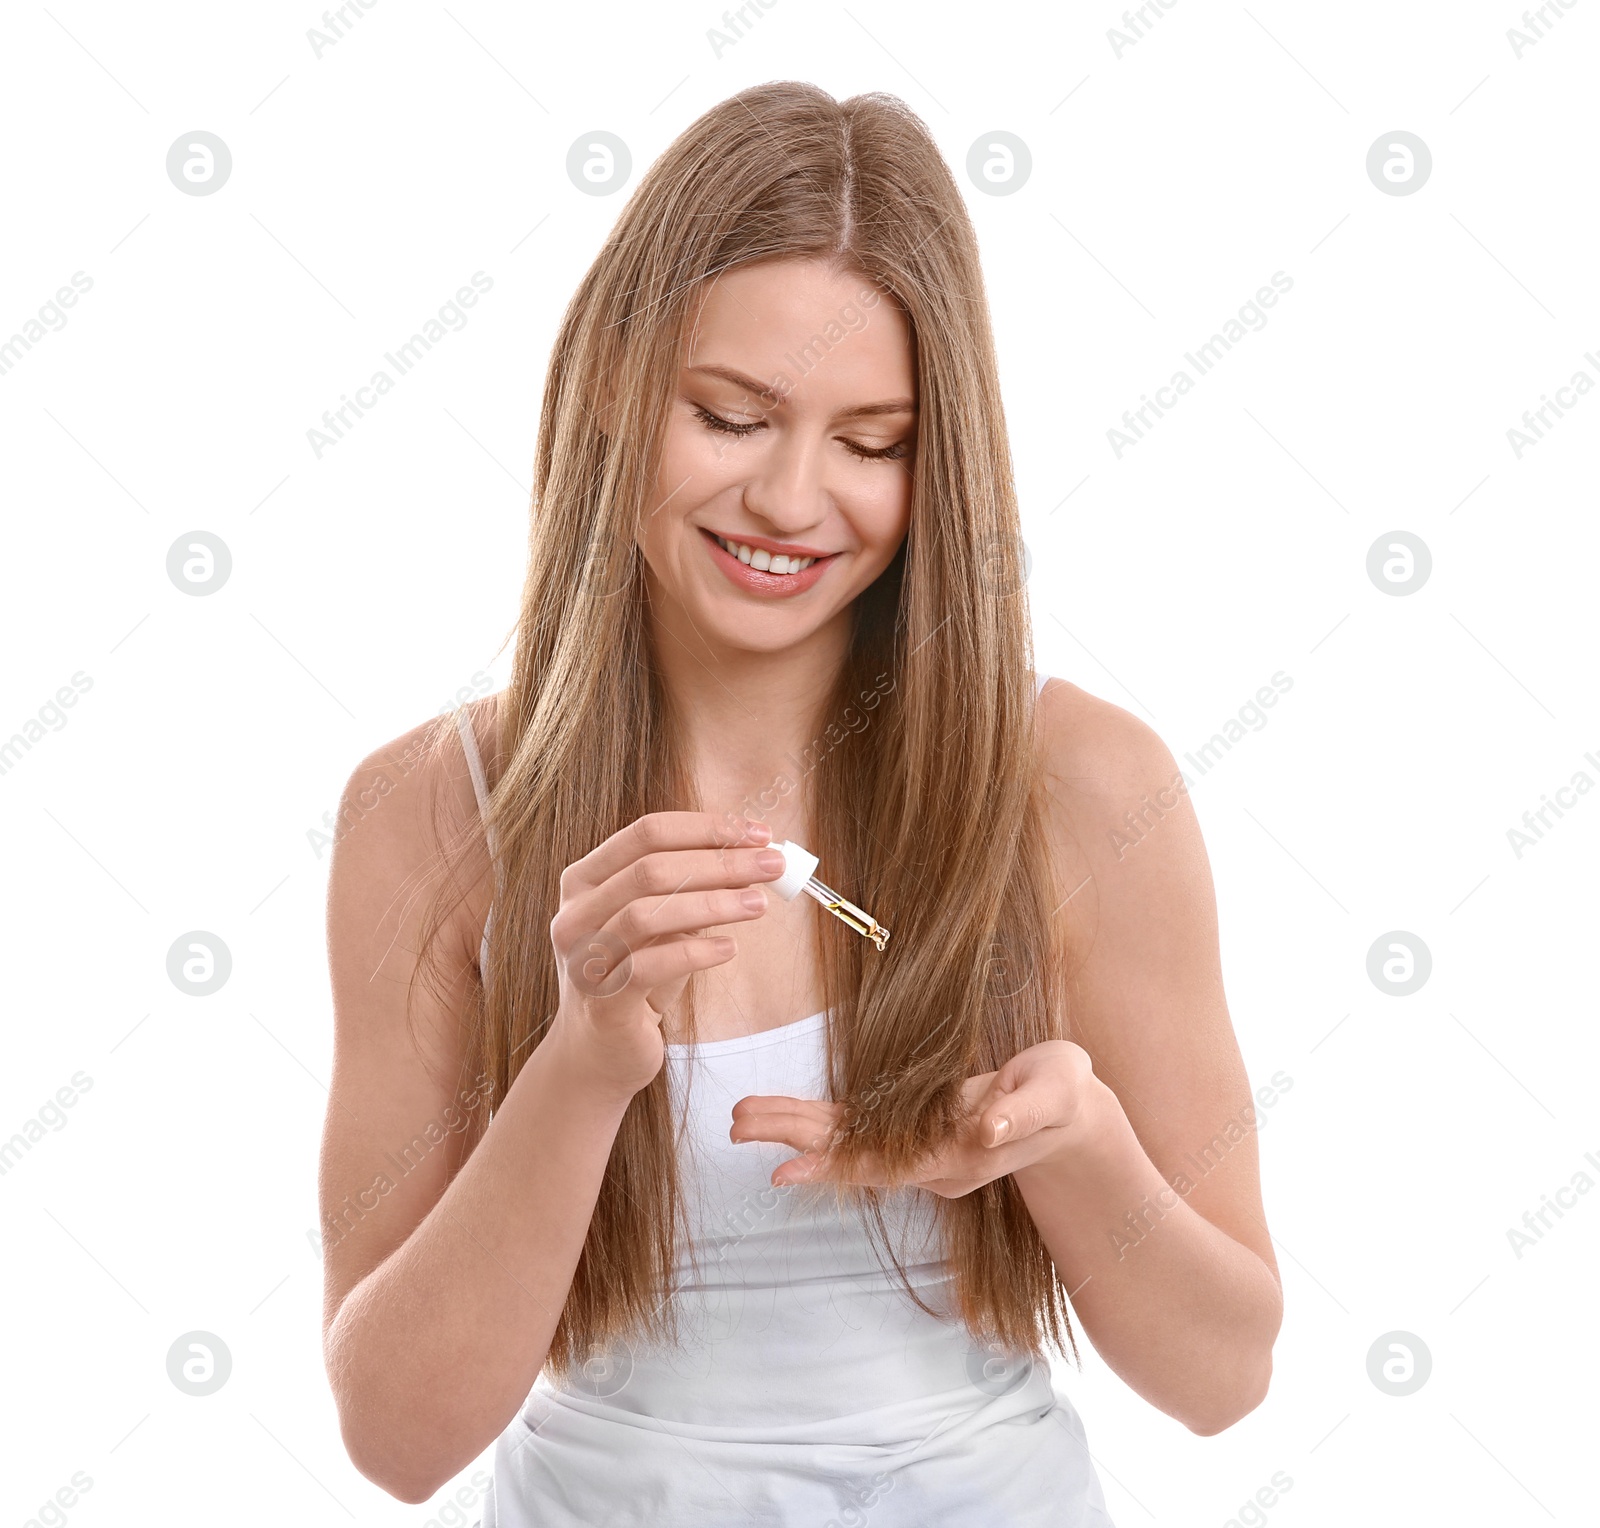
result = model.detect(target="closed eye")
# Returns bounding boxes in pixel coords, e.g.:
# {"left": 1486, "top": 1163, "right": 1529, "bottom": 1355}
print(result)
{"left": 692, "top": 403, "right": 761, "bottom": 438}
{"left": 690, "top": 403, "right": 911, "bottom": 463}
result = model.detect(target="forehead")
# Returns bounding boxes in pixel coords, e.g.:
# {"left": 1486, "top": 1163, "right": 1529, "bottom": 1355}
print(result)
{"left": 682, "top": 259, "right": 915, "bottom": 398}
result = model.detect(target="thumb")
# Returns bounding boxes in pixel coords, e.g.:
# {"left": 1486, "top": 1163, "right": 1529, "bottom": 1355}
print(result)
{"left": 977, "top": 1049, "right": 1055, "bottom": 1148}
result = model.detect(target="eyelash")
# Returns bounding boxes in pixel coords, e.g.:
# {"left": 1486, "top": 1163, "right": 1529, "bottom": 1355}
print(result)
{"left": 691, "top": 403, "right": 910, "bottom": 462}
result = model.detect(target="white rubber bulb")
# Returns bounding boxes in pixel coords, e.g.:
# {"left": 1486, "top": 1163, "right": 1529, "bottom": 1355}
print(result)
{"left": 768, "top": 839, "right": 819, "bottom": 901}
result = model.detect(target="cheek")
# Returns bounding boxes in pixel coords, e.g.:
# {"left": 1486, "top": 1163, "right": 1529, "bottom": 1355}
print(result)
{"left": 856, "top": 478, "right": 912, "bottom": 560}
{"left": 657, "top": 417, "right": 735, "bottom": 496}
{"left": 641, "top": 425, "right": 719, "bottom": 557}
{"left": 654, "top": 420, "right": 696, "bottom": 484}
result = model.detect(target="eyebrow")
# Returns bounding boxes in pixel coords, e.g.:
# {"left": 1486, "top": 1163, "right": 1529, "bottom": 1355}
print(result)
{"left": 687, "top": 363, "right": 916, "bottom": 421}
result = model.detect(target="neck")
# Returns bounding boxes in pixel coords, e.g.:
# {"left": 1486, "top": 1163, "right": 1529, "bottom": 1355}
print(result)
{"left": 645, "top": 583, "right": 854, "bottom": 839}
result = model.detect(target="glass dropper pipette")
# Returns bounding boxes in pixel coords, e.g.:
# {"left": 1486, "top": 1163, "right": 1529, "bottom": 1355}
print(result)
{"left": 765, "top": 839, "right": 892, "bottom": 952}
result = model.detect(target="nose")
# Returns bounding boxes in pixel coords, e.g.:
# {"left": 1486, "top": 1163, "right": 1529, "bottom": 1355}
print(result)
{"left": 738, "top": 428, "right": 829, "bottom": 537}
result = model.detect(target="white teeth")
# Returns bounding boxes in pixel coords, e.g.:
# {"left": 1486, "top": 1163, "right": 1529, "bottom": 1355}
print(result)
{"left": 714, "top": 534, "right": 817, "bottom": 575}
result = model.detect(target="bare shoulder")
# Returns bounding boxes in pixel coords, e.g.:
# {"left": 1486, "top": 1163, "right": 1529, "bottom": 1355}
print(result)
{"left": 348, "top": 690, "right": 500, "bottom": 837}
{"left": 1030, "top": 676, "right": 1276, "bottom": 1283}
{"left": 1032, "top": 676, "right": 1195, "bottom": 893}
{"left": 1034, "top": 674, "right": 1174, "bottom": 775}
{"left": 325, "top": 694, "right": 502, "bottom": 1060}
{"left": 318, "top": 694, "right": 502, "bottom": 1329}
{"left": 337, "top": 695, "right": 497, "bottom": 913}
{"left": 1030, "top": 675, "right": 1221, "bottom": 1050}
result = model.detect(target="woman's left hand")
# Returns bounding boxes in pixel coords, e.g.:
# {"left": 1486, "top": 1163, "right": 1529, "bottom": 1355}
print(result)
{"left": 729, "top": 1039, "right": 1107, "bottom": 1196}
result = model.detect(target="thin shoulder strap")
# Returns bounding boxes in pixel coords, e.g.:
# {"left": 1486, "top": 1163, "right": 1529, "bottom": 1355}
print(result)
{"left": 452, "top": 704, "right": 499, "bottom": 859}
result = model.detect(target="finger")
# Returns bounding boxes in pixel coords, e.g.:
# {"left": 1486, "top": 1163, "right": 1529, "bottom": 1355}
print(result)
{"left": 977, "top": 1072, "right": 1058, "bottom": 1147}
{"left": 982, "top": 1041, "right": 1095, "bottom": 1145}
{"left": 558, "top": 845, "right": 786, "bottom": 950}
{"left": 771, "top": 1144, "right": 891, "bottom": 1187}
{"left": 957, "top": 1070, "right": 1000, "bottom": 1108}
{"left": 612, "top": 884, "right": 770, "bottom": 946}
{"left": 796, "top": 1147, "right": 946, "bottom": 1189}
{"left": 563, "top": 932, "right": 736, "bottom": 1011}
{"left": 561, "top": 810, "right": 769, "bottom": 899}
{"left": 920, "top": 1168, "right": 1007, "bottom": 1198}
{"left": 729, "top": 1099, "right": 842, "bottom": 1154}
{"left": 730, "top": 1095, "right": 842, "bottom": 1121}
{"left": 729, "top": 1109, "right": 843, "bottom": 1156}
{"left": 772, "top": 1149, "right": 836, "bottom": 1185}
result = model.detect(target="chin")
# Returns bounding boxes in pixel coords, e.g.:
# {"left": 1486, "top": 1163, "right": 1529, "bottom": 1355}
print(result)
{"left": 696, "top": 599, "right": 831, "bottom": 653}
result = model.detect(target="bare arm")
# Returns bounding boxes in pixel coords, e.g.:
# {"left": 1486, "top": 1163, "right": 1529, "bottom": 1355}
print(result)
{"left": 1013, "top": 679, "right": 1283, "bottom": 1435}
{"left": 318, "top": 711, "right": 782, "bottom": 1501}
{"left": 317, "top": 718, "right": 632, "bottom": 1503}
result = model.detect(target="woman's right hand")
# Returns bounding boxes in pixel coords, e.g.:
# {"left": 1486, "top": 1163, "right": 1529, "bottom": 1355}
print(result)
{"left": 546, "top": 811, "right": 786, "bottom": 1101}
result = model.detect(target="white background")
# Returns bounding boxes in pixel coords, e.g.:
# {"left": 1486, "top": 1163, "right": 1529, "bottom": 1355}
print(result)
{"left": 2, "top": 2, "right": 1596, "bottom": 1524}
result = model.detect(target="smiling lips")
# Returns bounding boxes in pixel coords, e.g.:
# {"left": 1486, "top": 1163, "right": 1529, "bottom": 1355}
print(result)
{"left": 700, "top": 527, "right": 839, "bottom": 597}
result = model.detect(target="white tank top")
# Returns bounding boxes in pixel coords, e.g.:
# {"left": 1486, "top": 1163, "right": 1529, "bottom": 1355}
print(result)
{"left": 454, "top": 673, "right": 1116, "bottom": 1527}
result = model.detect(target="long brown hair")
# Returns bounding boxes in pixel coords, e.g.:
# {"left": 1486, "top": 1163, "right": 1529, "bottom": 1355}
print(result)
{"left": 416, "top": 80, "right": 1076, "bottom": 1378}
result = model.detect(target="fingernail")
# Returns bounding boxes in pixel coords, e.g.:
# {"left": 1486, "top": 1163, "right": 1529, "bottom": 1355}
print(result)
{"left": 739, "top": 888, "right": 767, "bottom": 911}
{"left": 743, "top": 819, "right": 772, "bottom": 843}
{"left": 756, "top": 849, "right": 786, "bottom": 873}
{"left": 989, "top": 1117, "right": 1011, "bottom": 1146}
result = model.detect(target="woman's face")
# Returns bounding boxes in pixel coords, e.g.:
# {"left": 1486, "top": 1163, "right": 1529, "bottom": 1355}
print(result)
{"left": 635, "top": 258, "right": 917, "bottom": 654}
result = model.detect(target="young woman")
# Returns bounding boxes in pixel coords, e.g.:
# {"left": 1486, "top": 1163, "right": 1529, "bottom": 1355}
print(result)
{"left": 318, "top": 81, "right": 1282, "bottom": 1526}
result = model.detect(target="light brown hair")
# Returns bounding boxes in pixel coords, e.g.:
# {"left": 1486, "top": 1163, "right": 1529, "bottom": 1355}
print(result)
{"left": 415, "top": 79, "right": 1076, "bottom": 1377}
